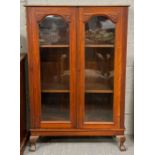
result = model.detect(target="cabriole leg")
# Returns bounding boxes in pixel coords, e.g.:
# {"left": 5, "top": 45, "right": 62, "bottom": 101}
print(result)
{"left": 29, "top": 136, "right": 39, "bottom": 152}
{"left": 117, "top": 135, "right": 126, "bottom": 151}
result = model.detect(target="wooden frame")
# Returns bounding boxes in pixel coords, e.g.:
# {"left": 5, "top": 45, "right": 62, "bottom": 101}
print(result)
{"left": 77, "top": 7, "right": 128, "bottom": 130}
{"left": 26, "top": 6, "right": 128, "bottom": 152}
{"left": 26, "top": 7, "right": 77, "bottom": 129}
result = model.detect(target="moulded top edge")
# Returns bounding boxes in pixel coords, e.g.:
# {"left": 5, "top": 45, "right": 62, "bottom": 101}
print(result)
{"left": 24, "top": 5, "right": 130, "bottom": 7}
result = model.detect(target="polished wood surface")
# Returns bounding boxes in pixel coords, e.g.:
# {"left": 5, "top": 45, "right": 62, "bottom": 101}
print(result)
{"left": 26, "top": 6, "right": 128, "bottom": 152}
{"left": 77, "top": 7, "right": 127, "bottom": 130}
{"left": 40, "top": 45, "right": 69, "bottom": 48}
{"left": 85, "top": 44, "right": 114, "bottom": 47}
{"left": 27, "top": 7, "right": 77, "bottom": 129}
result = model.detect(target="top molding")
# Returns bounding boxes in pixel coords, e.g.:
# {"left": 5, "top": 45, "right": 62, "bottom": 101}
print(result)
{"left": 24, "top": 5, "right": 130, "bottom": 7}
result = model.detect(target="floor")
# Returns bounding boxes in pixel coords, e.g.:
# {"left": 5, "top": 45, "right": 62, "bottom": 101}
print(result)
{"left": 24, "top": 135, "right": 134, "bottom": 155}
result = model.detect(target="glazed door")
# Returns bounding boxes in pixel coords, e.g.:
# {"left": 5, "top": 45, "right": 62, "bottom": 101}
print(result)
{"left": 78, "top": 7, "right": 126, "bottom": 129}
{"left": 27, "top": 7, "right": 76, "bottom": 129}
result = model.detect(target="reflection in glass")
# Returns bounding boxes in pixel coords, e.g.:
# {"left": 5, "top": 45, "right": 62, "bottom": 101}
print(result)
{"left": 39, "top": 15, "right": 69, "bottom": 45}
{"left": 85, "top": 94, "right": 113, "bottom": 122}
{"left": 42, "top": 93, "right": 69, "bottom": 121}
{"left": 85, "top": 16, "right": 115, "bottom": 123}
{"left": 39, "top": 15, "right": 70, "bottom": 122}
{"left": 85, "top": 48, "right": 114, "bottom": 91}
{"left": 40, "top": 48, "right": 69, "bottom": 91}
{"left": 85, "top": 16, "right": 115, "bottom": 45}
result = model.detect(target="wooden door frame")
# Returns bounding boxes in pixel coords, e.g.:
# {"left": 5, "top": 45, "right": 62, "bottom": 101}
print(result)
{"left": 26, "top": 7, "right": 77, "bottom": 129}
{"left": 77, "top": 7, "right": 128, "bottom": 129}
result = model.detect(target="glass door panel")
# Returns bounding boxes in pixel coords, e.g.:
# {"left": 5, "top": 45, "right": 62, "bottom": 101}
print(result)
{"left": 85, "top": 94, "right": 113, "bottom": 122}
{"left": 84, "top": 16, "right": 115, "bottom": 122}
{"left": 41, "top": 93, "right": 69, "bottom": 121}
{"left": 39, "top": 15, "right": 69, "bottom": 45}
{"left": 85, "top": 16, "right": 115, "bottom": 45}
{"left": 40, "top": 48, "right": 69, "bottom": 92}
{"left": 39, "top": 15, "right": 70, "bottom": 122}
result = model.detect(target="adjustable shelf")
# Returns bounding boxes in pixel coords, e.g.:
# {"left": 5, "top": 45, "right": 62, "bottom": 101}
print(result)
{"left": 85, "top": 44, "right": 114, "bottom": 48}
{"left": 40, "top": 45, "right": 69, "bottom": 48}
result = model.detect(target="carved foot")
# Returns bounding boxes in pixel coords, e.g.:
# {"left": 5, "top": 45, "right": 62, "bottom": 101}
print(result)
{"left": 117, "top": 135, "right": 126, "bottom": 151}
{"left": 29, "top": 136, "right": 39, "bottom": 152}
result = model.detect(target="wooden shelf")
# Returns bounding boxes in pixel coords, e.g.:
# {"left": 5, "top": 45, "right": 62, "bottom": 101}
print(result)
{"left": 42, "top": 89, "right": 113, "bottom": 93}
{"left": 40, "top": 45, "right": 69, "bottom": 48}
{"left": 41, "top": 83, "right": 69, "bottom": 93}
{"left": 41, "top": 82, "right": 113, "bottom": 93}
{"left": 42, "top": 89, "right": 69, "bottom": 93}
{"left": 85, "top": 44, "right": 114, "bottom": 48}
{"left": 85, "top": 89, "right": 113, "bottom": 93}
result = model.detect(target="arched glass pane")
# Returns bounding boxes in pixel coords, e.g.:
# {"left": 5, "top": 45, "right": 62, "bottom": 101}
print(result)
{"left": 84, "top": 16, "right": 115, "bottom": 122}
{"left": 39, "top": 15, "right": 69, "bottom": 45}
{"left": 39, "top": 15, "right": 70, "bottom": 121}
{"left": 85, "top": 16, "right": 115, "bottom": 45}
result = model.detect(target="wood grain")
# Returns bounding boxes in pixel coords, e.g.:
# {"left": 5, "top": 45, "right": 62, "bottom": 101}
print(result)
{"left": 40, "top": 45, "right": 69, "bottom": 48}
{"left": 26, "top": 6, "right": 128, "bottom": 151}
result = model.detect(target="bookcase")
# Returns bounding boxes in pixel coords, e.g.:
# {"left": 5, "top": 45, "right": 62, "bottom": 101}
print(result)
{"left": 26, "top": 6, "right": 128, "bottom": 151}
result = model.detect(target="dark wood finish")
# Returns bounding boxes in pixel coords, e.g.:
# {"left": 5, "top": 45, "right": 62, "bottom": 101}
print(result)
{"left": 20, "top": 53, "right": 29, "bottom": 155}
{"left": 26, "top": 6, "right": 128, "bottom": 151}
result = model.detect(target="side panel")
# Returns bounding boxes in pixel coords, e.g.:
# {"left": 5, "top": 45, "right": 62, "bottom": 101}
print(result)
{"left": 27, "top": 7, "right": 41, "bottom": 128}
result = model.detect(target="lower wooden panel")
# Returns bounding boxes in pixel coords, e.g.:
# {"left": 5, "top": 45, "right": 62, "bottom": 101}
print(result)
{"left": 30, "top": 128, "right": 124, "bottom": 136}
{"left": 40, "top": 121, "right": 72, "bottom": 129}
